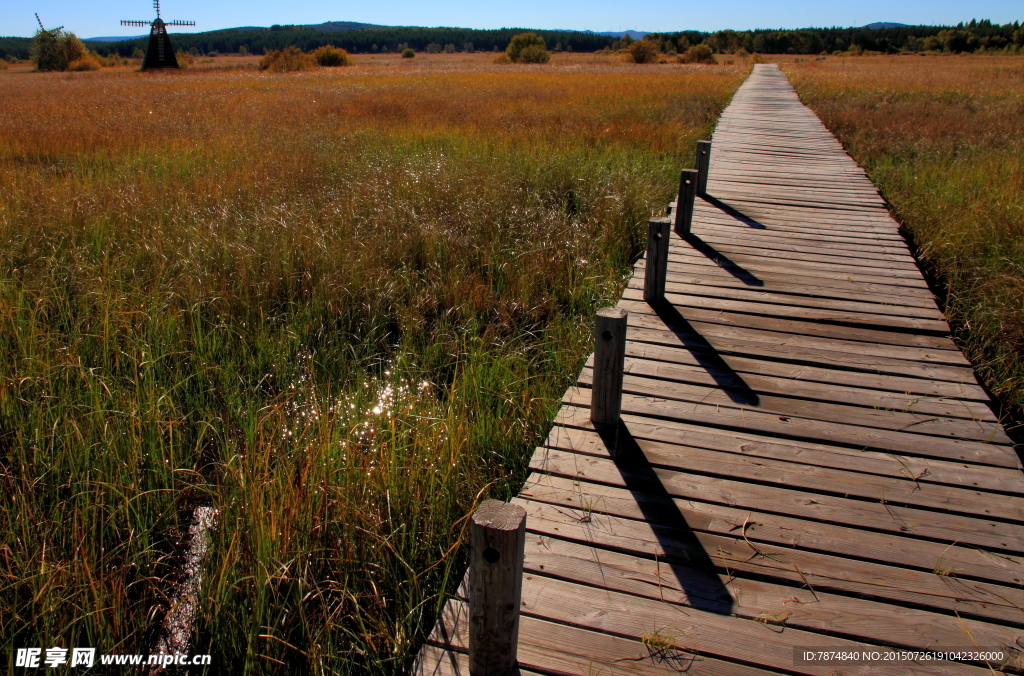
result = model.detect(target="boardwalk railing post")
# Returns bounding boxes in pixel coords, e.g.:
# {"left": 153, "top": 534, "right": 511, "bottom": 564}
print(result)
{"left": 469, "top": 499, "right": 527, "bottom": 676}
{"left": 644, "top": 217, "right": 671, "bottom": 304}
{"left": 674, "top": 168, "right": 698, "bottom": 237}
{"left": 695, "top": 139, "right": 712, "bottom": 196}
{"left": 591, "top": 308, "right": 627, "bottom": 427}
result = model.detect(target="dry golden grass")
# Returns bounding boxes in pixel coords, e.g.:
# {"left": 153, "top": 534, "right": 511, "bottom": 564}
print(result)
{"left": 788, "top": 54, "right": 1024, "bottom": 418}
{"left": 0, "top": 58, "right": 745, "bottom": 674}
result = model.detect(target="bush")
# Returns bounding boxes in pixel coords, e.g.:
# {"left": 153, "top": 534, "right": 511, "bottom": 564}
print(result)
{"left": 443, "top": 43, "right": 456, "bottom": 53}
{"left": 175, "top": 49, "right": 194, "bottom": 69}
{"left": 505, "top": 32, "right": 549, "bottom": 63}
{"left": 0, "top": 60, "right": 7, "bottom": 71}
{"left": 736, "top": 47, "right": 750, "bottom": 58}
{"left": 682, "top": 43, "right": 717, "bottom": 64}
{"left": 628, "top": 40, "right": 659, "bottom": 64}
{"left": 31, "top": 28, "right": 87, "bottom": 72}
{"left": 425, "top": 43, "right": 442, "bottom": 53}
{"left": 492, "top": 52, "right": 512, "bottom": 64}
{"left": 258, "top": 46, "right": 318, "bottom": 72}
{"left": 401, "top": 48, "right": 415, "bottom": 58}
{"left": 312, "top": 45, "right": 352, "bottom": 67}
{"left": 518, "top": 45, "right": 550, "bottom": 63}
{"left": 68, "top": 54, "right": 101, "bottom": 71}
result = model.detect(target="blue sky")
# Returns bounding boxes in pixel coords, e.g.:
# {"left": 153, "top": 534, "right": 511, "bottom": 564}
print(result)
{"left": 5, "top": 0, "right": 1021, "bottom": 39}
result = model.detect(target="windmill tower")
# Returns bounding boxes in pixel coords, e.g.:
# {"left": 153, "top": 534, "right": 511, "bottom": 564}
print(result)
{"left": 121, "top": 0, "right": 194, "bottom": 70}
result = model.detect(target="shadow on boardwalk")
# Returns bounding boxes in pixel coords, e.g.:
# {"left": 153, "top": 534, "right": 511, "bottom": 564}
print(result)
{"left": 597, "top": 424, "right": 734, "bottom": 615}
{"left": 650, "top": 299, "right": 760, "bottom": 407}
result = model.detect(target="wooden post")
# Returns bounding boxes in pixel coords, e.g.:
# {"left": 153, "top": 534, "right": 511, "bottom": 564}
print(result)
{"left": 695, "top": 139, "right": 712, "bottom": 196}
{"left": 674, "top": 168, "right": 698, "bottom": 237}
{"left": 469, "top": 500, "right": 527, "bottom": 676}
{"left": 591, "top": 308, "right": 627, "bottom": 426}
{"left": 644, "top": 217, "right": 671, "bottom": 304}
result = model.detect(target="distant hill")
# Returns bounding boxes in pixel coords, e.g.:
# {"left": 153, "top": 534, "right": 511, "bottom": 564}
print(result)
{"left": 84, "top": 21, "right": 384, "bottom": 42}
{"left": 312, "top": 21, "right": 388, "bottom": 32}
{"left": 84, "top": 35, "right": 147, "bottom": 42}
{"left": 864, "top": 22, "right": 908, "bottom": 29}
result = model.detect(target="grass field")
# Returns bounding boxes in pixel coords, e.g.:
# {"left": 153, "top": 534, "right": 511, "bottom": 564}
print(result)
{"left": 0, "top": 53, "right": 745, "bottom": 673}
{"left": 786, "top": 55, "right": 1024, "bottom": 427}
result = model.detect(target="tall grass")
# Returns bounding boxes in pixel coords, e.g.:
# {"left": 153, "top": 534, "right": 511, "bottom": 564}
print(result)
{"left": 0, "top": 63, "right": 744, "bottom": 673}
{"left": 788, "top": 56, "right": 1024, "bottom": 419}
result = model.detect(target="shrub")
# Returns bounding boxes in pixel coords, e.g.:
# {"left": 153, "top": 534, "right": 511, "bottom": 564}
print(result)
{"left": 463, "top": 42, "right": 474, "bottom": 53}
{"left": 0, "top": 60, "right": 7, "bottom": 71}
{"left": 443, "top": 43, "right": 456, "bottom": 53}
{"left": 68, "top": 54, "right": 101, "bottom": 71}
{"left": 238, "top": 45, "right": 249, "bottom": 56}
{"left": 425, "top": 43, "right": 442, "bottom": 53}
{"left": 31, "top": 28, "right": 87, "bottom": 72}
{"left": 258, "top": 46, "right": 318, "bottom": 72}
{"left": 492, "top": 52, "right": 512, "bottom": 64}
{"left": 312, "top": 45, "right": 352, "bottom": 67}
{"left": 628, "top": 40, "right": 659, "bottom": 64}
{"left": 682, "top": 43, "right": 717, "bottom": 64}
{"left": 401, "top": 48, "right": 415, "bottom": 58}
{"left": 736, "top": 47, "right": 750, "bottom": 58}
{"left": 505, "top": 32, "right": 549, "bottom": 63}
{"left": 518, "top": 45, "right": 550, "bottom": 63}
{"left": 175, "top": 49, "right": 194, "bottom": 69}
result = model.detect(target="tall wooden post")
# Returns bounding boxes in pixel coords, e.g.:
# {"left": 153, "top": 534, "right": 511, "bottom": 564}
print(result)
{"left": 695, "top": 140, "right": 712, "bottom": 196}
{"left": 644, "top": 217, "right": 672, "bottom": 304}
{"left": 591, "top": 308, "right": 627, "bottom": 426}
{"left": 674, "top": 168, "right": 698, "bottom": 237}
{"left": 469, "top": 500, "right": 527, "bottom": 676}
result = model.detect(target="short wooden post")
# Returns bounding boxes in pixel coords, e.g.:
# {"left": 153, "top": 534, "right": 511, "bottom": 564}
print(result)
{"left": 695, "top": 139, "right": 712, "bottom": 196}
{"left": 674, "top": 168, "right": 698, "bottom": 237}
{"left": 469, "top": 500, "right": 527, "bottom": 676}
{"left": 591, "top": 308, "right": 627, "bottom": 426}
{"left": 644, "top": 217, "right": 671, "bottom": 303}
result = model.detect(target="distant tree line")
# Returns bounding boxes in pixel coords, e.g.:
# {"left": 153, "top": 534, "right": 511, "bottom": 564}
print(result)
{"left": 1, "top": 19, "right": 1021, "bottom": 61}
{"left": 647, "top": 19, "right": 1022, "bottom": 55}
{"left": 85, "top": 26, "right": 617, "bottom": 59}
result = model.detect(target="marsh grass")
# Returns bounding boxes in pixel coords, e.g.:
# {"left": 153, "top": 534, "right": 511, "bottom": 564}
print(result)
{"left": 0, "top": 64, "right": 743, "bottom": 673}
{"left": 788, "top": 56, "right": 1024, "bottom": 421}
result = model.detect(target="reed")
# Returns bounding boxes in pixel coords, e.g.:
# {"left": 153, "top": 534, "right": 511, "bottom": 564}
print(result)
{"left": 0, "top": 60, "right": 744, "bottom": 673}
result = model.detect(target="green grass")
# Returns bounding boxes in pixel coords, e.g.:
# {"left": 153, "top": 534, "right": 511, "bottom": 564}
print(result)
{"left": 0, "top": 65, "right": 745, "bottom": 673}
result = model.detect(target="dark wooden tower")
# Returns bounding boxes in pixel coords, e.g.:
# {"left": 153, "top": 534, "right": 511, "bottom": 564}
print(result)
{"left": 121, "top": 0, "right": 194, "bottom": 70}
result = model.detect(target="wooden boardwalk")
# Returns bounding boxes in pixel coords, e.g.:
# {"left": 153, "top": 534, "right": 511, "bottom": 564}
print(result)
{"left": 413, "top": 64, "right": 1024, "bottom": 675}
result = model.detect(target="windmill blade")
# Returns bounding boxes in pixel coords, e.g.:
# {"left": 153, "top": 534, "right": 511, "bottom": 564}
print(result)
{"left": 121, "top": 20, "right": 151, "bottom": 26}
{"left": 166, "top": 20, "right": 195, "bottom": 26}
{"left": 35, "top": 12, "right": 45, "bottom": 30}
{"left": 153, "top": 0, "right": 161, "bottom": 19}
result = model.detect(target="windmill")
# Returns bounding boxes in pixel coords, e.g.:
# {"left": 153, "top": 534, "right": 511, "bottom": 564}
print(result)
{"left": 121, "top": 0, "right": 194, "bottom": 70}
{"left": 35, "top": 13, "right": 63, "bottom": 32}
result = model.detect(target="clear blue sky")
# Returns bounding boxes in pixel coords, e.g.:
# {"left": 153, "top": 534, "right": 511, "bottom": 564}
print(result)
{"left": 5, "top": 0, "right": 1021, "bottom": 39}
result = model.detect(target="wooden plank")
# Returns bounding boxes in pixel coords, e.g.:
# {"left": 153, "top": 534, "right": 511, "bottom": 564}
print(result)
{"left": 541, "top": 422, "right": 1022, "bottom": 520}
{"left": 579, "top": 367, "right": 1009, "bottom": 444}
{"left": 618, "top": 333, "right": 987, "bottom": 401}
{"left": 522, "top": 535, "right": 1024, "bottom": 647}
{"left": 512, "top": 570, "right": 997, "bottom": 675}
{"left": 532, "top": 440, "right": 1024, "bottom": 549}
{"left": 620, "top": 311, "right": 976, "bottom": 381}
{"left": 552, "top": 405, "right": 1024, "bottom": 494}
{"left": 427, "top": 599, "right": 787, "bottom": 676}
{"left": 605, "top": 354, "right": 997, "bottom": 422}
{"left": 626, "top": 277, "right": 945, "bottom": 321}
